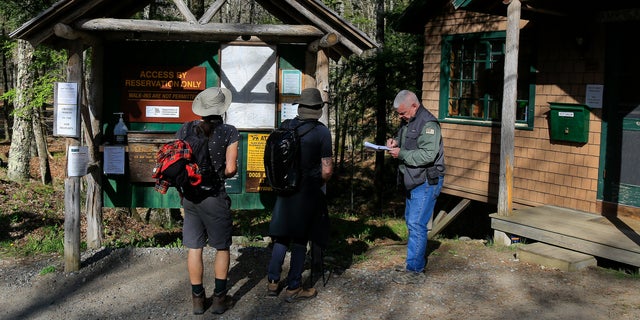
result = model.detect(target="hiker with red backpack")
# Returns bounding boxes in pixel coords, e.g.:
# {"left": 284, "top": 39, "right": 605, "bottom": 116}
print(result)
{"left": 177, "top": 87, "right": 239, "bottom": 315}
{"left": 265, "top": 88, "right": 333, "bottom": 302}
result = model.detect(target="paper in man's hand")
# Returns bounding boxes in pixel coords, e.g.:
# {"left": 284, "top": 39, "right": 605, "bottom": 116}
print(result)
{"left": 364, "top": 141, "right": 390, "bottom": 151}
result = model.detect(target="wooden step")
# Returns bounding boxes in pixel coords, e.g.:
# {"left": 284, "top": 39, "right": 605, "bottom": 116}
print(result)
{"left": 517, "top": 242, "right": 597, "bottom": 271}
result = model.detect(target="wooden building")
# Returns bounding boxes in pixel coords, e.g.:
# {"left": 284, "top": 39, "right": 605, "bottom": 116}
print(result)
{"left": 10, "top": 0, "right": 376, "bottom": 270}
{"left": 396, "top": 0, "right": 640, "bottom": 267}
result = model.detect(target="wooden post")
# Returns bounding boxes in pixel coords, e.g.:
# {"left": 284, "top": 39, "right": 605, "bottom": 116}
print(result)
{"left": 54, "top": 22, "right": 103, "bottom": 248}
{"left": 316, "top": 49, "right": 330, "bottom": 124}
{"left": 497, "top": 0, "right": 520, "bottom": 217}
{"left": 304, "top": 49, "right": 317, "bottom": 89}
{"left": 84, "top": 40, "right": 104, "bottom": 249}
{"left": 63, "top": 40, "right": 83, "bottom": 272}
{"left": 64, "top": 177, "right": 81, "bottom": 272}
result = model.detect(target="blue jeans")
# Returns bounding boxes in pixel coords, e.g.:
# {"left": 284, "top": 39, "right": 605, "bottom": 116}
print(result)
{"left": 405, "top": 177, "right": 443, "bottom": 272}
{"left": 267, "top": 240, "right": 307, "bottom": 290}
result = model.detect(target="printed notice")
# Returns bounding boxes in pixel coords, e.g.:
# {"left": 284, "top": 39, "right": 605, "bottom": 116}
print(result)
{"left": 67, "top": 146, "right": 89, "bottom": 177}
{"left": 103, "top": 146, "right": 126, "bottom": 175}
{"left": 282, "top": 70, "right": 301, "bottom": 95}
{"left": 54, "top": 82, "right": 79, "bottom": 137}
{"left": 281, "top": 103, "right": 298, "bottom": 121}
{"left": 585, "top": 84, "right": 603, "bottom": 108}
{"left": 145, "top": 105, "right": 180, "bottom": 118}
{"left": 56, "top": 82, "right": 78, "bottom": 105}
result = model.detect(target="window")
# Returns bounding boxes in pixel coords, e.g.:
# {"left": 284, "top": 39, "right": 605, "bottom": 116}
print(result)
{"left": 439, "top": 32, "right": 535, "bottom": 128}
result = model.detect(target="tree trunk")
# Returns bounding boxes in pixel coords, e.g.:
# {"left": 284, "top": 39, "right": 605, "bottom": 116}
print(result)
{"left": 7, "top": 39, "right": 35, "bottom": 183}
{"left": 1, "top": 27, "right": 11, "bottom": 143}
{"left": 32, "top": 104, "right": 52, "bottom": 184}
{"left": 373, "top": 0, "right": 387, "bottom": 214}
{"left": 84, "top": 44, "right": 104, "bottom": 249}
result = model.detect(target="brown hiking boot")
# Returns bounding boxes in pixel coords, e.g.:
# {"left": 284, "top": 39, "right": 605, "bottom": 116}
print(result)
{"left": 267, "top": 279, "right": 280, "bottom": 297}
{"left": 284, "top": 287, "right": 317, "bottom": 303}
{"left": 212, "top": 292, "right": 228, "bottom": 314}
{"left": 192, "top": 290, "right": 205, "bottom": 315}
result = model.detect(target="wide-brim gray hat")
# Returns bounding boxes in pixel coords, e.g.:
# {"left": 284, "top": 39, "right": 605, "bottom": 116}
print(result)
{"left": 192, "top": 87, "right": 232, "bottom": 117}
{"left": 293, "top": 88, "right": 325, "bottom": 109}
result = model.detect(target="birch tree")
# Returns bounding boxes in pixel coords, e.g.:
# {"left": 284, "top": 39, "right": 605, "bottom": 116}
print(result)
{"left": 6, "top": 39, "right": 33, "bottom": 182}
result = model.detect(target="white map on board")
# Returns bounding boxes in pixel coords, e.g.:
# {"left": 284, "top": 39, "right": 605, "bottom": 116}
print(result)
{"left": 221, "top": 45, "right": 277, "bottom": 129}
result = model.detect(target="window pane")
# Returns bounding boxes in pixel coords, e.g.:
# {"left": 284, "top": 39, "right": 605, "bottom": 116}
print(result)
{"left": 516, "top": 100, "right": 528, "bottom": 121}
{"left": 461, "top": 81, "right": 474, "bottom": 99}
{"left": 459, "top": 99, "right": 473, "bottom": 117}
{"left": 450, "top": 80, "right": 460, "bottom": 98}
{"left": 488, "top": 99, "right": 501, "bottom": 120}
{"left": 472, "top": 100, "right": 484, "bottom": 118}
{"left": 448, "top": 100, "right": 459, "bottom": 116}
{"left": 442, "top": 33, "right": 533, "bottom": 127}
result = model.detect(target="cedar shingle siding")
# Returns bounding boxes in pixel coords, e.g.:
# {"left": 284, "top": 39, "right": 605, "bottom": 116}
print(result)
{"left": 424, "top": 9, "right": 604, "bottom": 214}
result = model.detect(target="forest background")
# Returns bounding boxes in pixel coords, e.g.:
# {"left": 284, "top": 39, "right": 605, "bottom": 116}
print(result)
{"left": 0, "top": 0, "right": 488, "bottom": 267}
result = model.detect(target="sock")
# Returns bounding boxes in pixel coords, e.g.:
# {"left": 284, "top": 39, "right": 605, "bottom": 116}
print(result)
{"left": 192, "top": 284, "right": 204, "bottom": 295}
{"left": 214, "top": 278, "right": 227, "bottom": 296}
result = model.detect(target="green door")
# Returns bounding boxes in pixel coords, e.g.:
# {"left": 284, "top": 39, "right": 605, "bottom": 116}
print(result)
{"left": 600, "top": 21, "right": 640, "bottom": 208}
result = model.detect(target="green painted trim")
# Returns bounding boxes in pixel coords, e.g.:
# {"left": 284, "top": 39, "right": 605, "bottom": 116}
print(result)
{"left": 438, "top": 31, "right": 534, "bottom": 129}
{"left": 622, "top": 118, "right": 640, "bottom": 131}
{"left": 438, "top": 38, "right": 451, "bottom": 119}
{"left": 453, "top": 0, "right": 474, "bottom": 9}
{"left": 597, "top": 118, "right": 607, "bottom": 200}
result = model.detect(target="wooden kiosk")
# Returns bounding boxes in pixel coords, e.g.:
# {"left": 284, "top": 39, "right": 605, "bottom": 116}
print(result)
{"left": 11, "top": 0, "right": 376, "bottom": 271}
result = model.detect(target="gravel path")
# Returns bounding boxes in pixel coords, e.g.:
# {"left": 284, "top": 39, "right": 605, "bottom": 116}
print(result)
{"left": 1, "top": 239, "right": 639, "bottom": 320}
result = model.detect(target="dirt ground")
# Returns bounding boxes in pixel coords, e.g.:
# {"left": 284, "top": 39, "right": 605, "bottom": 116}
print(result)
{"left": 1, "top": 238, "right": 639, "bottom": 320}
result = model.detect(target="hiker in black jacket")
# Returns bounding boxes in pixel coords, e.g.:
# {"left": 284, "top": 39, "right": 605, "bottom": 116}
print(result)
{"left": 265, "top": 88, "right": 333, "bottom": 302}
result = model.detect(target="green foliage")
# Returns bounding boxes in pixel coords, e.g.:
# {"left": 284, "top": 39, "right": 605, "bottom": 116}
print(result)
{"left": 329, "top": 1, "right": 424, "bottom": 171}
{"left": 108, "top": 230, "right": 158, "bottom": 248}
{"left": 21, "top": 225, "right": 64, "bottom": 255}
{"left": 166, "top": 238, "right": 182, "bottom": 248}
{"left": 233, "top": 210, "right": 271, "bottom": 241}
{"left": 0, "top": 1, "right": 59, "bottom": 30}
{"left": 39, "top": 265, "right": 56, "bottom": 275}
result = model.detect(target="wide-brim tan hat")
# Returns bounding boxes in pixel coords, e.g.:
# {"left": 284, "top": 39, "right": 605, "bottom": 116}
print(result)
{"left": 293, "top": 88, "right": 325, "bottom": 109}
{"left": 192, "top": 87, "right": 232, "bottom": 117}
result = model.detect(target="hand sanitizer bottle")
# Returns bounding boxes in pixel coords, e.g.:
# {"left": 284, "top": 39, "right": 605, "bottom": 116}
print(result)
{"left": 113, "top": 112, "right": 128, "bottom": 144}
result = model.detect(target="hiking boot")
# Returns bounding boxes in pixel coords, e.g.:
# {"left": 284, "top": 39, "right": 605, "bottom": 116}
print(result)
{"left": 211, "top": 291, "right": 228, "bottom": 314}
{"left": 267, "top": 279, "right": 280, "bottom": 297}
{"left": 192, "top": 290, "right": 205, "bottom": 315}
{"left": 392, "top": 270, "right": 426, "bottom": 285}
{"left": 284, "top": 287, "right": 317, "bottom": 303}
{"left": 394, "top": 265, "right": 407, "bottom": 272}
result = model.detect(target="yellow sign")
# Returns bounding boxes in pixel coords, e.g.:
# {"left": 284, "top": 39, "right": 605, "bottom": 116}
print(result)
{"left": 247, "top": 134, "right": 269, "bottom": 171}
{"left": 246, "top": 133, "right": 270, "bottom": 192}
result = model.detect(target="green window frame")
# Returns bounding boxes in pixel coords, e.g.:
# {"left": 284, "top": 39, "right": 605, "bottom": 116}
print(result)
{"left": 439, "top": 31, "right": 535, "bottom": 129}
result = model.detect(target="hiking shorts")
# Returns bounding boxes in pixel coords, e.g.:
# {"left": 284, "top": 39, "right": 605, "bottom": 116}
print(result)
{"left": 182, "top": 192, "right": 232, "bottom": 250}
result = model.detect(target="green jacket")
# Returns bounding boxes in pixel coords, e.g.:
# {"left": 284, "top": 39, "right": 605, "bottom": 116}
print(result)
{"left": 395, "top": 106, "right": 445, "bottom": 190}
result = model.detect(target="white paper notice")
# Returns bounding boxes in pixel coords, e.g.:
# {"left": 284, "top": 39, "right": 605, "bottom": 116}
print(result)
{"left": 585, "top": 84, "right": 604, "bottom": 108}
{"left": 281, "top": 70, "right": 301, "bottom": 95}
{"left": 54, "top": 82, "right": 79, "bottom": 137}
{"left": 103, "top": 146, "right": 126, "bottom": 175}
{"left": 280, "top": 103, "right": 298, "bottom": 121}
{"left": 146, "top": 105, "right": 180, "bottom": 118}
{"left": 67, "top": 146, "right": 89, "bottom": 177}
{"left": 56, "top": 82, "right": 78, "bottom": 105}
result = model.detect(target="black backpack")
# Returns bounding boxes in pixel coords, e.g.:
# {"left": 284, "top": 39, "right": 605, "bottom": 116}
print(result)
{"left": 263, "top": 119, "right": 318, "bottom": 195}
{"left": 152, "top": 123, "right": 221, "bottom": 200}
